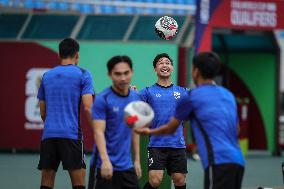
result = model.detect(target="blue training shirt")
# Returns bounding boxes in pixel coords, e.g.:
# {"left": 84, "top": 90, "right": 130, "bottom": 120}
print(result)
{"left": 37, "top": 64, "right": 94, "bottom": 140}
{"left": 92, "top": 87, "right": 141, "bottom": 171}
{"left": 175, "top": 84, "right": 245, "bottom": 169}
{"left": 140, "top": 83, "right": 188, "bottom": 148}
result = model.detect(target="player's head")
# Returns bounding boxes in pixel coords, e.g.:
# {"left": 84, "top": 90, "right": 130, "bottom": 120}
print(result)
{"left": 59, "top": 38, "right": 80, "bottom": 64}
{"left": 107, "top": 55, "right": 133, "bottom": 91}
{"left": 153, "top": 53, "right": 173, "bottom": 78}
{"left": 192, "top": 51, "right": 221, "bottom": 85}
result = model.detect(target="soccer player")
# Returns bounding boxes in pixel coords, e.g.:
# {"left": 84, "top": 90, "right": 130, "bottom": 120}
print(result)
{"left": 89, "top": 55, "right": 141, "bottom": 189}
{"left": 140, "top": 53, "right": 188, "bottom": 189}
{"left": 135, "top": 52, "right": 245, "bottom": 189}
{"left": 37, "top": 38, "right": 94, "bottom": 189}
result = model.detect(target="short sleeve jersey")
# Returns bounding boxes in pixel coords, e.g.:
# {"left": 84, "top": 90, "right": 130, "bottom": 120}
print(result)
{"left": 175, "top": 84, "right": 245, "bottom": 169}
{"left": 92, "top": 87, "right": 141, "bottom": 171}
{"left": 140, "top": 83, "right": 188, "bottom": 148}
{"left": 37, "top": 65, "right": 94, "bottom": 140}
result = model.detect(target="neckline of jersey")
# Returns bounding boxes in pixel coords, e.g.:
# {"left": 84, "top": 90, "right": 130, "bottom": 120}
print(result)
{"left": 60, "top": 64, "right": 75, "bottom": 66}
{"left": 110, "top": 87, "right": 130, "bottom": 97}
{"left": 198, "top": 82, "right": 217, "bottom": 88}
{"left": 155, "top": 83, "right": 173, "bottom": 88}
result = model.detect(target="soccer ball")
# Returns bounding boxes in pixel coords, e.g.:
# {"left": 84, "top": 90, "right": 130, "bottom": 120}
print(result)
{"left": 124, "top": 101, "right": 154, "bottom": 128}
{"left": 155, "top": 16, "right": 178, "bottom": 40}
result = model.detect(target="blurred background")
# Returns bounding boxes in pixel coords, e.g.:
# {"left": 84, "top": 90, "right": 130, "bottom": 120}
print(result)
{"left": 0, "top": 0, "right": 284, "bottom": 188}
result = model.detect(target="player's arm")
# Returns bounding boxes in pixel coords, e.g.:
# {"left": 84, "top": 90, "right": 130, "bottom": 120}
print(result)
{"left": 152, "top": 117, "right": 180, "bottom": 134}
{"left": 134, "top": 117, "right": 181, "bottom": 135}
{"left": 132, "top": 131, "right": 142, "bottom": 178}
{"left": 135, "top": 90, "right": 192, "bottom": 136}
{"left": 82, "top": 94, "right": 94, "bottom": 126}
{"left": 92, "top": 120, "right": 113, "bottom": 179}
{"left": 37, "top": 75, "right": 46, "bottom": 122}
{"left": 39, "top": 100, "right": 46, "bottom": 122}
{"left": 81, "top": 70, "right": 95, "bottom": 126}
{"left": 149, "top": 90, "right": 193, "bottom": 135}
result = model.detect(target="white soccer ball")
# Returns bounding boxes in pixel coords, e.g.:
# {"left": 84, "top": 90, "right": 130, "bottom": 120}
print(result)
{"left": 155, "top": 16, "right": 178, "bottom": 40}
{"left": 124, "top": 101, "right": 154, "bottom": 128}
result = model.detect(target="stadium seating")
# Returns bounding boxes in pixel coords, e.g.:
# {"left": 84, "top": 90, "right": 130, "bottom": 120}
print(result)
{"left": 0, "top": 13, "right": 190, "bottom": 41}
{"left": 0, "top": 0, "right": 196, "bottom": 15}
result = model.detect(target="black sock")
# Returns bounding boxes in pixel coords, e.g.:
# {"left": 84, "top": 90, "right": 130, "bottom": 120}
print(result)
{"left": 73, "top": 186, "right": 85, "bottom": 189}
{"left": 175, "top": 184, "right": 186, "bottom": 189}
{"left": 40, "top": 186, "right": 52, "bottom": 189}
{"left": 143, "top": 182, "right": 157, "bottom": 189}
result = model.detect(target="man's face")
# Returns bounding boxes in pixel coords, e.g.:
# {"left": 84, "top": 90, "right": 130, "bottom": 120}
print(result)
{"left": 154, "top": 57, "right": 173, "bottom": 78}
{"left": 109, "top": 62, "right": 133, "bottom": 91}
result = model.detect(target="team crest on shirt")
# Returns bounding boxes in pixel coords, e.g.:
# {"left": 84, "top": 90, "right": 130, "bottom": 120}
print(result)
{"left": 113, "top": 106, "right": 119, "bottom": 112}
{"left": 173, "top": 92, "right": 181, "bottom": 99}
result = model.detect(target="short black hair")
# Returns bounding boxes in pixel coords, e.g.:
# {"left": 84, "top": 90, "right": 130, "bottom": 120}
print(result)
{"left": 153, "top": 53, "right": 173, "bottom": 68}
{"left": 59, "top": 38, "right": 79, "bottom": 59}
{"left": 192, "top": 51, "right": 221, "bottom": 79}
{"left": 107, "top": 55, "right": 133, "bottom": 73}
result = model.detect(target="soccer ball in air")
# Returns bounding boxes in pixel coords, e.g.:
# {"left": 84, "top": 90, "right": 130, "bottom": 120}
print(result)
{"left": 124, "top": 101, "right": 154, "bottom": 128}
{"left": 155, "top": 16, "right": 178, "bottom": 40}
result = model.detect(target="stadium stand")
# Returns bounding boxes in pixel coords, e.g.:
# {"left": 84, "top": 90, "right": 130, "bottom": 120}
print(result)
{"left": 0, "top": 0, "right": 196, "bottom": 42}
{"left": 0, "top": 0, "right": 196, "bottom": 15}
{"left": 0, "top": 12, "right": 193, "bottom": 44}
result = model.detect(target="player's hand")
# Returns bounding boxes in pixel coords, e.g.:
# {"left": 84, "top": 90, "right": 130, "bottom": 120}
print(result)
{"left": 129, "top": 85, "right": 138, "bottom": 90}
{"left": 134, "top": 160, "right": 142, "bottom": 179}
{"left": 101, "top": 159, "right": 113, "bottom": 180}
{"left": 133, "top": 127, "right": 151, "bottom": 135}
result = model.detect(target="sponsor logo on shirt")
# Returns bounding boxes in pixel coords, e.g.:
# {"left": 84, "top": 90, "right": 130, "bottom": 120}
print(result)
{"left": 113, "top": 106, "right": 119, "bottom": 112}
{"left": 155, "top": 93, "right": 161, "bottom": 98}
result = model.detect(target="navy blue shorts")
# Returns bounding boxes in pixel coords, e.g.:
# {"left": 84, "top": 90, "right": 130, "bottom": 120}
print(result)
{"left": 38, "top": 138, "right": 86, "bottom": 171}
{"left": 204, "top": 163, "right": 244, "bottom": 189}
{"left": 147, "top": 147, "right": 188, "bottom": 175}
{"left": 93, "top": 168, "right": 140, "bottom": 189}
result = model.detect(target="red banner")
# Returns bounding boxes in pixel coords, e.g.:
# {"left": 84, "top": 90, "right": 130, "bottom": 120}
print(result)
{"left": 212, "top": 0, "right": 284, "bottom": 30}
{"left": 195, "top": 0, "right": 284, "bottom": 53}
{"left": 0, "top": 42, "right": 94, "bottom": 151}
